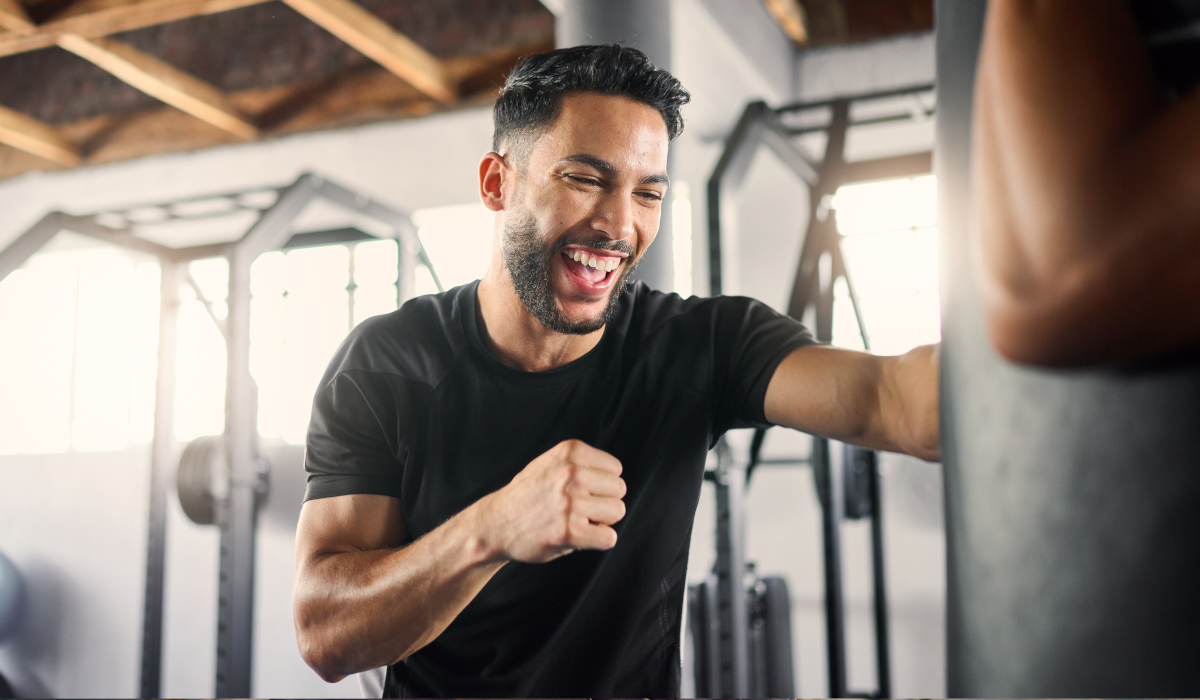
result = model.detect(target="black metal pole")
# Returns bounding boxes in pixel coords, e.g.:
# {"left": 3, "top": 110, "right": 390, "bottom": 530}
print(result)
{"left": 869, "top": 455, "right": 891, "bottom": 698}
{"left": 711, "top": 439, "right": 751, "bottom": 696}
{"left": 814, "top": 437, "right": 847, "bottom": 698}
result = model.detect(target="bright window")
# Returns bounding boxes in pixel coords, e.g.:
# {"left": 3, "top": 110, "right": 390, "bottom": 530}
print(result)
{"left": 0, "top": 247, "right": 160, "bottom": 454}
{"left": 0, "top": 220, "right": 456, "bottom": 452}
{"left": 829, "top": 174, "right": 940, "bottom": 356}
{"left": 412, "top": 202, "right": 494, "bottom": 293}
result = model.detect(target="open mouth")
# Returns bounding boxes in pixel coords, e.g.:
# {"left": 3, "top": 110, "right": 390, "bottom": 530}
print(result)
{"left": 560, "top": 247, "right": 626, "bottom": 293}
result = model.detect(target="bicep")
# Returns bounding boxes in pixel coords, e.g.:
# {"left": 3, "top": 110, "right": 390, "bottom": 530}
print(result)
{"left": 976, "top": 1, "right": 1200, "bottom": 365}
{"left": 763, "top": 345, "right": 883, "bottom": 445}
{"left": 296, "top": 494, "right": 405, "bottom": 564}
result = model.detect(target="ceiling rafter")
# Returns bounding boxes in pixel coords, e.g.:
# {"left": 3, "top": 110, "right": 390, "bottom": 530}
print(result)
{"left": 281, "top": 0, "right": 457, "bottom": 103}
{"left": 57, "top": 32, "right": 258, "bottom": 139}
{"left": 0, "top": 0, "right": 33, "bottom": 34}
{"left": 0, "top": 0, "right": 272, "bottom": 58}
{"left": 762, "top": 0, "right": 810, "bottom": 46}
{"left": 0, "top": 104, "right": 80, "bottom": 166}
{"left": 0, "top": 0, "right": 556, "bottom": 181}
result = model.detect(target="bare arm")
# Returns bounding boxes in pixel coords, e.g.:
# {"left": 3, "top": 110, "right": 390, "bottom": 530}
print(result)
{"left": 763, "top": 344, "right": 939, "bottom": 461}
{"left": 975, "top": 0, "right": 1200, "bottom": 366}
{"left": 293, "top": 439, "right": 627, "bottom": 682}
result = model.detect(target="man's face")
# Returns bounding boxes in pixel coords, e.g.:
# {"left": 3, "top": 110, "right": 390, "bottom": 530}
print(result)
{"left": 501, "top": 92, "right": 670, "bottom": 335}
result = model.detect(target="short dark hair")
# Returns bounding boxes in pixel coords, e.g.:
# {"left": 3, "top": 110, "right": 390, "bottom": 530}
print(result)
{"left": 492, "top": 44, "right": 690, "bottom": 163}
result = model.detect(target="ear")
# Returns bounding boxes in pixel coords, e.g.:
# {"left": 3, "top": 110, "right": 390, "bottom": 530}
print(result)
{"left": 478, "top": 152, "right": 509, "bottom": 213}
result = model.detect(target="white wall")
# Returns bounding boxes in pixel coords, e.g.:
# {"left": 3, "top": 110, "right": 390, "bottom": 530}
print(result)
{"left": 0, "top": 106, "right": 494, "bottom": 253}
{"left": 0, "top": 450, "right": 149, "bottom": 698}
{"left": 794, "top": 31, "right": 935, "bottom": 102}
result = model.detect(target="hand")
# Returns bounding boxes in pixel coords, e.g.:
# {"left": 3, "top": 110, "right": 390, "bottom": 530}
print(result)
{"left": 476, "top": 439, "right": 627, "bottom": 564}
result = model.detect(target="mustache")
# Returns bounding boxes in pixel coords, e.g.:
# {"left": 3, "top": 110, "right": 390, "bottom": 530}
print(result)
{"left": 552, "top": 236, "right": 636, "bottom": 256}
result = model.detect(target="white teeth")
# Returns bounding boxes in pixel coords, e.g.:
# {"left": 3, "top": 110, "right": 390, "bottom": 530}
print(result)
{"left": 567, "top": 249, "right": 622, "bottom": 272}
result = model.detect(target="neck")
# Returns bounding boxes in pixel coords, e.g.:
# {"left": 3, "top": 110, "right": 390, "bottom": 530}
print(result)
{"left": 476, "top": 266, "right": 606, "bottom": 372}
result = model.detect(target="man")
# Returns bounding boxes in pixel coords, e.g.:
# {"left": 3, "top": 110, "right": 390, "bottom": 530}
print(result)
{"left": 974, "top": 0, "right": 1200, "bottom": 366}
{"left": 293, "top": 45, "right": 939, "bottom": 697}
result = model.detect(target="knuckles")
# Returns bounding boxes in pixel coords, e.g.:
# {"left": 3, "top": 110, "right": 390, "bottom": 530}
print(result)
{"left": 558, "top": 438, "right": 587, "bottom": 460}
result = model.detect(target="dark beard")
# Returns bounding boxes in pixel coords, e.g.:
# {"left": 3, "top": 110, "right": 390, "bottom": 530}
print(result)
{"left": 501, "top": 209, "right": 638, "bottom": 336}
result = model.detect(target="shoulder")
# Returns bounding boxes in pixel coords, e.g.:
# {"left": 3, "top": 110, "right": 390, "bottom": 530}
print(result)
{"left": 318, "top": 283, "right": 473, "bottom": 391}
{"left": 619, "top": 282, "right": 714, "bottom": 334}
{"left": 621, "top": 283, "right": 790, "bottom": 337}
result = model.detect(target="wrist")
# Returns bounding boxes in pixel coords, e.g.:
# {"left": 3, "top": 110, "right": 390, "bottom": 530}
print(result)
{"left": 459, "top": 492, "right": 507, "bottom": 566}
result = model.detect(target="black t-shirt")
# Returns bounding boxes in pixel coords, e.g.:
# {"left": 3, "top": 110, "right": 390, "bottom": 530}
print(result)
{"left": 303, "top": 280, "right": 814, "bottom": 697}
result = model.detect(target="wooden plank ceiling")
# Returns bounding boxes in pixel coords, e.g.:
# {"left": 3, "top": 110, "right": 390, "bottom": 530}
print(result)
{"left": 0, "top": 0, "right": 930, "bottom": 183}
{"left": 0, "top": 0, "right": 553, "bottom": 181}
{"left": 769, "top": 0, "right": 932, "bottom": 48}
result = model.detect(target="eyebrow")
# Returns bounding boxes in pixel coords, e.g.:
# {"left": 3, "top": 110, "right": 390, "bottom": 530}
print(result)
{"left": 558, "top": 153, "right": 671, "bottom": 188}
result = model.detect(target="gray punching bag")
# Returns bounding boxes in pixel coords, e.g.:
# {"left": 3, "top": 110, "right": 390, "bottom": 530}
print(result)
{"left": 938, "top": 1, "right": 1200, "bottom": 696}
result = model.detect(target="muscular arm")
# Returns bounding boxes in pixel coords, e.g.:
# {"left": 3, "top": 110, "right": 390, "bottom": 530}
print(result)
{"left": 293, "top": 440, "right": 626, "bottom": 682}
{"left": 293, "top": 494, "right": 504, "bottom": 683}
{"left": 764, "top": 343, "right": 939, "bottom": 461}
{"left": 975, "top": 0, "right": 1200, "bottom": 366}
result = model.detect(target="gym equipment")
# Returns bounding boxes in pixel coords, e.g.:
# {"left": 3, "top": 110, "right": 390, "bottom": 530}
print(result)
{"left": 177, "top": 436, "right": 268, "bottom": 526}
{"left": 0, "top": 174, "right": 442, "bottom": 698}
{"left": 0, "top": 550, "right": 23, "bottom": 642}
{"left": 690, "top": 567, "right": 793, "bottom": 697}
{"left": 938, "top": 0, "right": 1200, "bottom": 695}
{"left": 696, "top": 84, "right": 934, "bottom": 698}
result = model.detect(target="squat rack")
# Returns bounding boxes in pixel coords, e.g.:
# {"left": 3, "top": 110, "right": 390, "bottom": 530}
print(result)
{"left": 701, "top": 83, "right": 935, "bottom": 698}
{"left": 0, "top": 173, "right": 441, "bottom": 698}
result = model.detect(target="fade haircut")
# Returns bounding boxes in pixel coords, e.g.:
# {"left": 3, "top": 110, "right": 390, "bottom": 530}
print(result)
{"left": 492, "top": 44, "right": 690, "bottom": 165}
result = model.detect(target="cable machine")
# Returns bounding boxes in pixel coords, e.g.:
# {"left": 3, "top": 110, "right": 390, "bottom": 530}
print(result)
{"left": 689, "top": 84, "right": 934, "bottom": 698}
{"left": 0, "top": 173, "right": 441, "bottom": 698}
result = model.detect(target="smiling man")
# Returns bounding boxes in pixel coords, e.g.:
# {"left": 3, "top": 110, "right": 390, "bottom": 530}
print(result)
{"left": 292, "top": 45, "right": 939, "bottom": 698}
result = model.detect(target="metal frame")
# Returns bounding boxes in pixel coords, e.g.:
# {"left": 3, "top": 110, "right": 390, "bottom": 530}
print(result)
{"left": 0, "top": 173, "right": 441, "bottom": 698}
{"left": 703, "top": 84, "right": 934, "bottom": 698}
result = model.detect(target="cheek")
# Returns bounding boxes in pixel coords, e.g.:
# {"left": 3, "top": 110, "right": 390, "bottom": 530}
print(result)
{"left": 531, "top": 189, "right": 588, "bottom": 232}
{"left": 637, "top": 211, "right": 661, "bottom": 253}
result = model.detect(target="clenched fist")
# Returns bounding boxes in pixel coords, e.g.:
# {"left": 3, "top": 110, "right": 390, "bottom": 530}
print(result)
{"left": 476, "top": 439, "right": 627, "bottom": 563}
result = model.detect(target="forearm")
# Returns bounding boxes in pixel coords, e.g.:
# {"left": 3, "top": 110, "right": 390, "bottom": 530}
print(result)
{"left": 875, "top": 344, "right": 939, "bottom": 461}
{"left": 294, "top": 500, "right": 505, "bottom": 682}
{"left": 764, "top": 345, "right": 939, "bottom": 461}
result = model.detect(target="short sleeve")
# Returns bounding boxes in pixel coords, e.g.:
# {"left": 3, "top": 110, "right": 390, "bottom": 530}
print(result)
{"left": 304, "top": 369, "right": 412, "bottom": 501}
{"left": 710, "top": 296, "right": 816, "bottom": 435}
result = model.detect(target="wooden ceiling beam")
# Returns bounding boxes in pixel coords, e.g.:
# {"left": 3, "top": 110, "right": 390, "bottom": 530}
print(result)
{"left": 0, "top": 0, "right": 272, "bottom": 58}
{"left": 763, "top": 0, "right": 809, "bottom": 46}
{"left": 57, "top": 33, "right": 258, "bottom": 139}
{"left": 0, "top": 0, "right": 34, "bottom": 34}
{"left": 0, "top": 104, "right": 81, "bottom": 166}
{"left": 282, "top": 0, "right": 457, "bottom": 103}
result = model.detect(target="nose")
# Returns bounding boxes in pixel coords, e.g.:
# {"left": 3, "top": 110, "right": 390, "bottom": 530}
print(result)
{"left": 591, "top": 191, "right": 636, "bottom": 242}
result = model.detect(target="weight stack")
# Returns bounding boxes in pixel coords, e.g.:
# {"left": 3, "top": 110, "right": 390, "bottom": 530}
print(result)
{"left": 937, "top": 1, "right": 1200, "bottom": 695}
